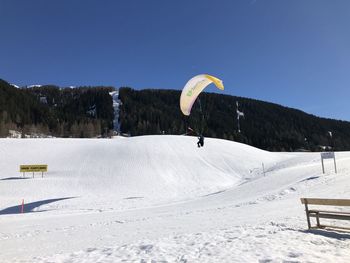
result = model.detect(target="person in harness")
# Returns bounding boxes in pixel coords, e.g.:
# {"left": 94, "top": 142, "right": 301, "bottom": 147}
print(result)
{"left": 197, "top": 134, "right": 204, "bottom": 148}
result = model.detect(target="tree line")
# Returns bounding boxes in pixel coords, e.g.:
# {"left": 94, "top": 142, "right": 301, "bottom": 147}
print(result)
{"left": 2, "top": 78, "right": 350, "bottom": 152}
{"left": 119, "top": 87, "right": 350, "bottom": 151}
{"left": 0, "top": 79, "right": 114, "bottom": 138}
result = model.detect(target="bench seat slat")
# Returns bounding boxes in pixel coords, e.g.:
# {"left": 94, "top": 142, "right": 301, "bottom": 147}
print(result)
{"left": 309, "top": 213, "right": 350, "bottom": 221}
{"left": 301, "top": 198, "right": 350, "bottom": 206}
{"left": 309, "top": 210, "right": 350, "bottom": 215}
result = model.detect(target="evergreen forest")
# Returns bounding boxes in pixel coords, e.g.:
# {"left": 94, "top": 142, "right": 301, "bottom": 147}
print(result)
{"left": 2, "top": 78, "right": 350, "bottom": 152}
{"left": 119, "top": 88, "right": 350, "bottom": 151}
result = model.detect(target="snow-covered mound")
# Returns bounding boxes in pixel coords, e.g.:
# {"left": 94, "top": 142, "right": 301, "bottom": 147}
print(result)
{"left": 1, "top": 136, "right": 350, "bottom": 262}
{"left": 0, "top": 136, "right": 287, "bottom": 211}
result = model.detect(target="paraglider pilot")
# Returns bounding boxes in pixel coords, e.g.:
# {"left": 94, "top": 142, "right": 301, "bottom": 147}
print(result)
{"left": 197, "top": 134, "right": 204, "bottom": 148}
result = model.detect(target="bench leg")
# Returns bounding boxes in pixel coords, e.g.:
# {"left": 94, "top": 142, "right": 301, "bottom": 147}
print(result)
{"left": 316, "top": 212, "right": 320, "bottom": 228}
{"left": 304, "top": 203, "right": 311, "bottom": 229}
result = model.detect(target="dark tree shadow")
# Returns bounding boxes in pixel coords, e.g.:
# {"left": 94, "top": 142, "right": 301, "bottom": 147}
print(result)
{"left": 124, "top": 196, "right": 144, "bottom": 200}
{"left": 0, "top": 197, "right": 77, "bottom": 215}
{"left": 299, "top": 176, "right": 320, "bottom": 183}
{"left": 1, "top": 177, "right": 30, "bottom": 181}
{"left": 204, "top": 190, "right": 226, "bottom": 197}
{"left": 300, "top": 229, "right": 350, "bottom": 240}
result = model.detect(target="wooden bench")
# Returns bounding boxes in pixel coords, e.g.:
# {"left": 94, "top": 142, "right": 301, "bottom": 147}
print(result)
{"left": 301, "top": 198, "right": 350, "bottom": 230}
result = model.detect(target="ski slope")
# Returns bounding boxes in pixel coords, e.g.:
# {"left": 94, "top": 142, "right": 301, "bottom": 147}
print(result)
{"left": 0, "top": 136, "right": 350, "bottom": 262}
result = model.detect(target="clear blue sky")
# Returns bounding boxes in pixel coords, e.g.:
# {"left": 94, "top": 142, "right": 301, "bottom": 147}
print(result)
{"left": 1, "top": 0, "right": 350, "bottom": 120}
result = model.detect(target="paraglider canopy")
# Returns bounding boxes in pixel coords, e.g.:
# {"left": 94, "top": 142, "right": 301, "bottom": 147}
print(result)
{"left": 180, "top": 74, "right": 224, "bottom": 116}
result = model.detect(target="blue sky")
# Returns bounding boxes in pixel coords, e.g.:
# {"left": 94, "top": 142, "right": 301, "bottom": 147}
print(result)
{"left": 1, "top": 0, "right": 350, "bottom": 120}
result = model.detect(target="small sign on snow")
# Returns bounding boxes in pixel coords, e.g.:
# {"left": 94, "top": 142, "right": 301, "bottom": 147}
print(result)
{"left": 321, "top": 152, "right": 335, "bottom": 159}
{"left": 320, "top": 152, "right": 337, "bottom": 174}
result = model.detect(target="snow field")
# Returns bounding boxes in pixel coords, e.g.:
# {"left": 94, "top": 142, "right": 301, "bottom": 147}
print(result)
{"left": 1, "top": 136, "right": 350, "bottom": 262}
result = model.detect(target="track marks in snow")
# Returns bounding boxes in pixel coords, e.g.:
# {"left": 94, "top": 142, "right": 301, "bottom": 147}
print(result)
{"left": 28, "top": 220, "right": 350, "bottom": 263}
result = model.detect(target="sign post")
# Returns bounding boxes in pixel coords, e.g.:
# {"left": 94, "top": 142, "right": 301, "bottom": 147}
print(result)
{"left": 262, "top": 162, "right": 266, "bottom": 176}
{"left": 320, "top": 152, "right": 337, "bottom": 174}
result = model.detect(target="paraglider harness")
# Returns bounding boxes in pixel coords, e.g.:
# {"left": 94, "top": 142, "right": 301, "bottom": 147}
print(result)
{"left": 197, "top": 134, "right": 204, "bottom": 148}
{"left": 186, "top": 127, "right": 204, "bottom": 148}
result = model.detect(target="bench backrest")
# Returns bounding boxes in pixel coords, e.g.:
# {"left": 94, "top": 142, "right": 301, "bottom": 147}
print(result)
{"left": 301, "top": 198, "right": 350, "bottom": 206}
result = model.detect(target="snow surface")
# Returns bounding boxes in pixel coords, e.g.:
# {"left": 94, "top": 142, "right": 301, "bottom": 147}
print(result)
{"left": 10, "top": 84, "right": 20, "bottom": 89}
{"left": 27, "top": 85, "right": 43, "bottom": 88}
{"left": 109, "top": 90, "right": 121, "bottom": 132}
{"left": 0, "top": 136, "right": 350, "bottom": 262}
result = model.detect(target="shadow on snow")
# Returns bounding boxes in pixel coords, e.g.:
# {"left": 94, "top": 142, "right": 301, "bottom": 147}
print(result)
{"left": 301, "top": 229, "right": 350, "bottom": 240}
{"left": 299, "top": 176, "right": 320, "bottom": 183}
{"left": 0, "top": 197, "right": 77, "bottom": 215}
{"left": 0, "top": 177, "right": 31, "bottom": 181}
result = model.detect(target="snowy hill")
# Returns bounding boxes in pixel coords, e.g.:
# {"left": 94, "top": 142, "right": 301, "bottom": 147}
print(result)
{"left": 0, "top": 136, "right": 287, "bottom": 209}
{"left": 1, "top": 136, "right": 350, "bottom": 262}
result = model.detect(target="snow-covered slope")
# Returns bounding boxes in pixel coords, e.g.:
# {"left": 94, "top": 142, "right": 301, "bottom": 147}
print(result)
{"left": 109, "top": 90, "right": 121, "bottom": 133}
{"left": 0, "top": 136, "right": 290, "bottom": 212}
{"left": 0, "top": 136, "right": 350, "bottom": 262}
{"left": 10, "top": 84, "right": 20, "bottom": 89}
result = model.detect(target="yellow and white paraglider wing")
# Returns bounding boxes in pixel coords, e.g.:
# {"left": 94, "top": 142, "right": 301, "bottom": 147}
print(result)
{"left": 180, "top": 74, "right": 224, "bottom": 116}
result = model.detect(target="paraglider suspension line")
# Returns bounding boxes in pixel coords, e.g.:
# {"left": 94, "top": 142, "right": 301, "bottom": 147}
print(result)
{"left": 198, "top": 97, "right": 205, "bottom": 134}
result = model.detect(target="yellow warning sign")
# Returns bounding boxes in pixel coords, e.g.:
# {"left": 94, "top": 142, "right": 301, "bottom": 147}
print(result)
{"left": 20, "top": 165, "right": 48, "bottom": 173}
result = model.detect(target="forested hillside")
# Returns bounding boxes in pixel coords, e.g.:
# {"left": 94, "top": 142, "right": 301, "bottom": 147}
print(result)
{"left": 0, "top": 79, "right": 114, "bottom": 138}
{"left": 2, "top": 78, "right": 350, "bottom": 152}
{"left": 119, "top": 88, "right": 350, "bottom": 151}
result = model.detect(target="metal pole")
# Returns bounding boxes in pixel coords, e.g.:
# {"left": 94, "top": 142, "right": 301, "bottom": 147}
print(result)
{"left": 236, "top": 101, "right": 240, "bottom": 133}
{"left": 262, "top": 162, "right": 265, "bottom": 176}
{"left": 334, "top": 155, "right": 337, "bottom": 174}
{"left": 321, "top": 158, "right": 325, "bottom": 174}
